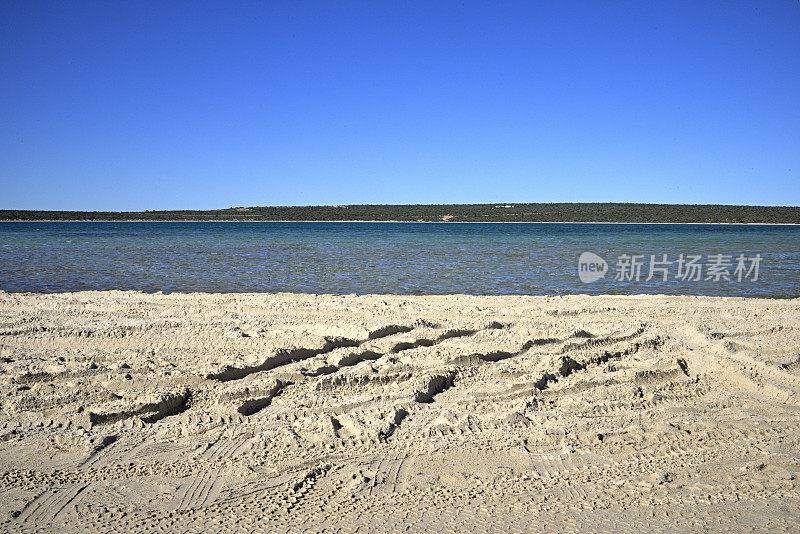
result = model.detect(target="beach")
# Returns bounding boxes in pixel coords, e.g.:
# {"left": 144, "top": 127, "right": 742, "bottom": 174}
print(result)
{"left": 0, "top": 291, "right": 798, "bottom": 532}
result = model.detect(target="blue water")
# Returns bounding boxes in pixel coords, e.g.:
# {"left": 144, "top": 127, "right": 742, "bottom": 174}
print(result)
{"left": 0, "top": 222, "right": 798, "bottom": 297}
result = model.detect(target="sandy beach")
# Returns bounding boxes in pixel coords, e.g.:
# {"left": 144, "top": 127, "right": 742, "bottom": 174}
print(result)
{"left": 0, "top": 291, "right": 798, "bottom": 532}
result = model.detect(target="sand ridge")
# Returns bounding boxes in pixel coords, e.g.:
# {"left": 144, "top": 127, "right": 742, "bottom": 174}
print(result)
{"left": 0, "top": 291, "right": 799, "bottom": 532}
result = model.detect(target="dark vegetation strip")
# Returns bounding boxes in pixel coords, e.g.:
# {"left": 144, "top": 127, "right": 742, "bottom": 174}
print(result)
{"left": 2, "top": 203, "right": 799, "bottom": 224}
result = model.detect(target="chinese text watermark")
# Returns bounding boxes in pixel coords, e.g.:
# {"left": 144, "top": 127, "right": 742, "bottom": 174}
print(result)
{"left": 578, "top": 252, "right": 761, "bottom": 283}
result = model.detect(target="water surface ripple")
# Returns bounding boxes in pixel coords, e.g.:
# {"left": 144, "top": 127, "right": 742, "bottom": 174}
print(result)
{"left": 0, "top": 222, "right": 798, "bottom": 297}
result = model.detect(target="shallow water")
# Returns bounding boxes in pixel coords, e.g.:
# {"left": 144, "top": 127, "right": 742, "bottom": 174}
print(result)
{"left": 0, "top": 222, "right": 798, "bottom": 296}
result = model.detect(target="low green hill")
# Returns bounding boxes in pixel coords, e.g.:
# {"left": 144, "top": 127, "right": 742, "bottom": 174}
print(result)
{"left": 1, "top": 203, "right": 798, "bottom": 223}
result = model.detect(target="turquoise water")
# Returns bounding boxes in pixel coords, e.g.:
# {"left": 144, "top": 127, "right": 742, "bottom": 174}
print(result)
{"left": 0, "top": 222, "right": 798, "bottom": 297}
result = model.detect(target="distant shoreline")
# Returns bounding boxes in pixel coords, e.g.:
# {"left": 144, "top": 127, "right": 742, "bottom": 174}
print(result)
{"left": 3, "top": 203, "right": 799, "bottom": 224}
{"left": 1, "top": 219, "right": 799, "bottom": 225}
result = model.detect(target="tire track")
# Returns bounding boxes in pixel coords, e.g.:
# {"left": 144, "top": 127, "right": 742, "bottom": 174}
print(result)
{"left": 208, "top": 324, "right": 417, "bottom": 382}
{"left": 88, "top": 388, "right": 191, "bottom": 427}
{"left": 17, "top": 483, "right": 87, "bottom": 529}
{"left": 172, "top": 471, "right": 223, "bottom": 510}
{"left": 395, "top": 454, "right": 415, "bottom": 492}
{"left": 680, "top": 326, "right": 799, "bottom": 403}
{"left": 83, "top": 436, "right": 144, "bottom": 469}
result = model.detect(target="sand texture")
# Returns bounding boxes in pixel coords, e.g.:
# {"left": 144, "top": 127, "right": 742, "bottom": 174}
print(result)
{"left": 0, "top": 291, "right": 799, "bottom": 532}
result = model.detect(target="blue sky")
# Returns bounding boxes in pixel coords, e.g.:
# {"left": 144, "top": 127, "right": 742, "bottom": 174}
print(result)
{"left": 1, "top": 1, "right": 798, "bottom": 210}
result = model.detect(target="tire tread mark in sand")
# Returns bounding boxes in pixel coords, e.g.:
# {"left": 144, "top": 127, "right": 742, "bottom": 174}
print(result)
{"left": 395, "top": 454, "right": 415, "bottom": 492}
{"left": 227, "top": 436, "right": 255, "bottom": 460}
{"left": 306, "top": 349, "right": 383, "bottom": 377}
{"left": 173, "top": 473, "right": 202, "bottom": 510}
{"left": 208, "top": 439, "right": 234, "bottom": 462}
{"left": 173, "top": 471, "right": 223, "bottom": 510}
{"left": 379, "top": 372, "right": 457, "bottom": 440}
{"left": 312, "top": 323, "right": 511, "bottom": 391}
{"left": 541, "top": 351, "right": 687, "bottom": 402}
{"left": 13, "top": 368, "right": 104, "bottom": 385}
{"left": 525, "top": 453, "right": 576, "bottom": 479}
{"left": 378, "top": 408, "right": 409, "bottom": 441}
{"left": 199, "top": 430, "right": 226, "bottom": 461}
{"left": 386, "top": 321, "right": 506, "bottom": 355}
{"left": 17, "top": 483, "right": 87, "bottom": 528}
{"left": 50, "top": 484, "right": 88, "bottom": 524}
{"left": 413, "top": 371, "right": 457, "bottom": 403}
{"left": 682, "top": 326, "right": 800, "bottom": 402}
{"left": 83, "top": 437, "right": 143, "bottom": 469}
{"left": 0, "top": 321, "right": 184, "bottom": 339}
{"left": 212, "top": 471, "right": 301, "bottom": 507}
{"left": 707, "top": 325, "right": 796, "bottom": 340}
{"left": 368, "top": 325, "right": 414, "bottom": 339}
{"left": 17, "top": 489, "right": 59, "bottom": 526}
{"left": 368, "top": 457, "right": 387, "bottom": 496}
{"left": 535, "top": 336, "right": 665, "bottom": 392}
{"left": 450, "top": 325, "right": 646, "bottom": 366}
{"left": 208, "top": 325, "right": 417, "bottom": 382}
{"left": 201, "top": 433, "right": 253, "bottom": 463}
{"left": 211, "top": 438, "right": 237, "bottom": 462}
{"left": 365, "top": 454, "right": 404, "bottom": 496}
{"left": 237, "top": 380, "right": 285, "bottom": 416}
{"left": 226, "top": 321, "right": 506, "bottom": 382}
{"left": 558, "top": 324, "right": 647, "bottom": 354}
{"left": 88, "top": 388, "right": 191, "bottom": 427}
{"left": 131, "top": 440, "right": 192, "bottom": 461}
{"left": 383, "top": 453, "right": 412, "bottom": 494}
{"left": 450, "top": 339, "right": 537, "bottom": 365}
{"left": 77, "top": 434, "right": 117, "bottom": 468}
{"left": 285, "top": 465, "right": 329, "bottom": 512}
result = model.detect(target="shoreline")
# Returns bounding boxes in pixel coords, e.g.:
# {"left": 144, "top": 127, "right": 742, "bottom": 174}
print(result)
{"left": 2, "top": 289, "right": 798, "bottom": 300}
{"left": 1, "top": 219, "right": 799, "bottom": 225}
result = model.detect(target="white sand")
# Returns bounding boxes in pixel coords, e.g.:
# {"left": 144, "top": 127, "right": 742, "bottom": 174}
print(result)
{"left": 0, "top": 291, "right": 798, "bottom": 532}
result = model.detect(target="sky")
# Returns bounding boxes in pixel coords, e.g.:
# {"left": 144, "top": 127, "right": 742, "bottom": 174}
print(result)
{"left": 1, "top": 1, "right": 799, "bottom": 211}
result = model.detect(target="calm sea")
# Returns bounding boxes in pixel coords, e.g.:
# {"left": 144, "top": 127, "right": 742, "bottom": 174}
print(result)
{"left": 0, "top": 222, "right": 798, "bottom": 297}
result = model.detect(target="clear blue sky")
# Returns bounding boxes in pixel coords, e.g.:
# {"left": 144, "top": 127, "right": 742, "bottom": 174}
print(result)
{"left": 1, "top": 1, "right": 798, "bottom": 210}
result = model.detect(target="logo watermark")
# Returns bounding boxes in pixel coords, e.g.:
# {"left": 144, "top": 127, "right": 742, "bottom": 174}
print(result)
{"left": 578, "top": 252, "right": 609, "bottom": 283}
{"left": 578, "top": 252, "right": 762, "bottom": 283}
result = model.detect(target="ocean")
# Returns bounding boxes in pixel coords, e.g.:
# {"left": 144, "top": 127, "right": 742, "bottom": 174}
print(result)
{"left": 0, "top": 221, "right": 798, "bottom": 297}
